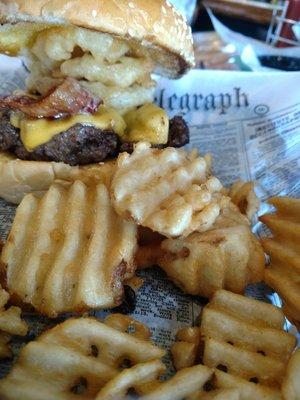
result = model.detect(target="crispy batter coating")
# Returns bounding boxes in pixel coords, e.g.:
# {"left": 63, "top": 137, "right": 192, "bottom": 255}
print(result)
{"left": 112, "top": 142, "right": 226, "bottom": 238}
{"left": 157, "top": 202, "right": 265, "bottom": 297}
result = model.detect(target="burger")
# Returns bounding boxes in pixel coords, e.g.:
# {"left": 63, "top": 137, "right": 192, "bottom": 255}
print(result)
{"left": 0, "top": 0, "right": 195, "bottom": 203}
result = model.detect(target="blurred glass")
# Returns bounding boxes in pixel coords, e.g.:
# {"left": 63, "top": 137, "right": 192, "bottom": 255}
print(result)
{"left": 170, "top": 0, "right": 198, "bottom": 24}
{"left": 193, "top": 32, "right": 242, "bottom": 70}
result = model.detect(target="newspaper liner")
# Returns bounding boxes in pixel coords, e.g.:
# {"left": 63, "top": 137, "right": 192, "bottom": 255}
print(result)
{"left": 0, "top": 55, "right": 299, "bottom": 378}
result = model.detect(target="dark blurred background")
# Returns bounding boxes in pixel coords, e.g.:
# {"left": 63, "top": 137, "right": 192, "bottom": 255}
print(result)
{"left": 171, "top": 0, "right": 300, "bottom": 71}
{"left": 188, "top": 0, "right": 300, "bottom": 46}
{"left": 194, "top": 6, "right": 268, "bottom": 41}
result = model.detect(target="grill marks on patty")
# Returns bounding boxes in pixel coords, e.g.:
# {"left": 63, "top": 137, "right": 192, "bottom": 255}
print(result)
{"left": 0, "top": 110, "right": 189, "bottom": 166}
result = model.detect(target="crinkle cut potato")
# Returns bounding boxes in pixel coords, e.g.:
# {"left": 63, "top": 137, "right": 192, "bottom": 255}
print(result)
{"left": 0, "top": 180, "right": 137, "bottom": 317}
{"left": 0, "top": 314, "right": 223, "bottom": 400}
{"left": 171, "top": 290, "right": 298, "bottom": 400}
{"left": 112, "top": 142, "right": 228, "bottom": 238}
{"left": 260, "top": 196, "right": 300, "bottom": 329}
{"left": 0, "top": 286, "right": 28, "bottom": 358}
{"left": 0, "top": 315, "right": 164, "bottom": 400}
{"left": 156, "top": 201, "right": 265, "bottom": 297}
{"left": 281, "top": 349, "right": 300, "bottom": 400}
{"left": 0, "top": 313, "right": 266, "bottom": 400}
{"left": 1, "top": 311, "right": 297, "bottom": 400}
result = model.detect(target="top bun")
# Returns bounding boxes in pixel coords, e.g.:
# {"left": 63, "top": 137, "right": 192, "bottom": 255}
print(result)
{"left": 0, "top": 0, "right": 195, "bottom": 78}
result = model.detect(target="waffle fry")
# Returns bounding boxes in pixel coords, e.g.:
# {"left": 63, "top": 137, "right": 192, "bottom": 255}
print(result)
{"left": 282, "top": 349, "right": 300, "bottom": 400}
{"left": 95, "top": 360, "right": 166, "bottom": 399}
{"left": 104, "top": 313, "right": 151, "bottom": 340}
{"left": 140, "top": 365, "right": 214, "bottom": 400}
{"left": 111, "top": 142, "right": 227, "bottom": 237}
{"left": 213, "top": 370, "right": 281, "bottom": 400}
{"left": 171, "top": 327, "right": 201, "bottom": 370}
{"left": 260, "top": 197, "right": 300, "bottom": 327}
{"left": 158, "top": 222, "right": 264, "bottom": 297}
{"left": 97, "top": 363, "right": 215, "bottom": 400}
{"left": 0, "top": 315, "right": 165, "bottom": 400}
{"left": 171, "top": 290, "right": 296, "bottom": 399}
{"left": 202, "top": 290, "right": 296, "bottom": 387}
{"left": 0, "top": 287, "right": 28, "bottom": 358}
{"left": 229, "top": 181, "right": 259, "bottom": 221}
{"left": 0, "top": 181, "right": 137, "bottom": 317}
{"left": 212, "top": 201, "right": 250, "bottom": 229}
{"left": 188, "top": 388, "right": 240, "bottom": 400}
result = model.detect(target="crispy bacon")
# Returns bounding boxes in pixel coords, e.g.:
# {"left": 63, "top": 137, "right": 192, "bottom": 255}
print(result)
{"left": 0, "top": 78, "right": 101, "bottom": 118}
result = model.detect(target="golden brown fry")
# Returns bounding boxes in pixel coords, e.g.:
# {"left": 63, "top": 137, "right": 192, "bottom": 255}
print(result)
{"left": 95, "top": 360, "right": 166, "bottom": 400}
{"left": 104, "top": 314, "right": 151, "bottom": 340}
{"left": 111, "top": 142, "right": 227, "bottom": 237}
{"left": 268, "top": 196, "right": 300, "bottom": 219}
{"left": 171, "top": 341, "right": 199, "bottom": 371}
{"left": 171, "top": 326, "right": 201, "bottom": 371}
{"left": 0, "top": 314, "right": 236, "bottom": 400}
{"left": 0, "top": 287, "right": 28, "bottom": 358}
{"left": 0, "top": 316, "right": 165, "bottom": 400}
{"left": 209, "top": 289, "right": 285, "bottom": 329}
{"left": 171, "top": 290, "right": 296, "bottom": 399}
{"left": 282, "top": 349, "right": 300, "bottom": 400}
{"left": 201, "top": 290, "right": 296, "bottom": 387}
{"left": 140, "top": 365, "right": 214, "bottom": 400}
{"left": 204, "top": 337, "right": 285, "bottom": 387}
{"left": 229, "top": 180, "right": 259, "bottom": 221}
{"left": 260, "top": 196, "right": 300, "bottom": 327}
{"left": 158, "top": 223, "right": 264, "bottom": 297}
{"left": 202, "top": 299, "right": 294, "bottom": 362}
{"left": 188, "top": 388, "right": 240, "bottom": 400}
{"left": 171, "top": 327, "right": 201, "bottom": 370}
{"left": 213, "top": 370, "right": 281, "bottom": 400}
{"left": 212, "top": 201, "right": 250, "bottom": 229}
{"left": 0, "top": 181, "right": 137, "bottom": 317}
{"left": 96, "top": 363, "right": 218, "bottom": 400}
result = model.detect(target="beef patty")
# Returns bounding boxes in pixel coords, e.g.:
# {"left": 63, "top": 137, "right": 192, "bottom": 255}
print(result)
{"left": 0, "top": 110, "right": 189, "bottom": 166}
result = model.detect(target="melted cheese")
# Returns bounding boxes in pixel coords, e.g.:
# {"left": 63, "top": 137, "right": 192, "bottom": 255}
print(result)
{"left": 11, "top": 103, "right": 169, "bottom": 151}
{"left": 124, "top": 104, "right": 169, "bottom": 145}
{"left": 11, "top": 105, "right": 126, "bottom": 151}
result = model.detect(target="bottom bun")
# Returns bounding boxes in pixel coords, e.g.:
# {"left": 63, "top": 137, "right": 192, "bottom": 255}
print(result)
{"left": 0, "top": 151, "right": 115, "bottom": 204}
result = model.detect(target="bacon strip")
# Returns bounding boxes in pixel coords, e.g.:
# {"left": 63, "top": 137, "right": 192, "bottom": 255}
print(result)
{"left": 0, "top": 78, "right": 101, "bottom": 118}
